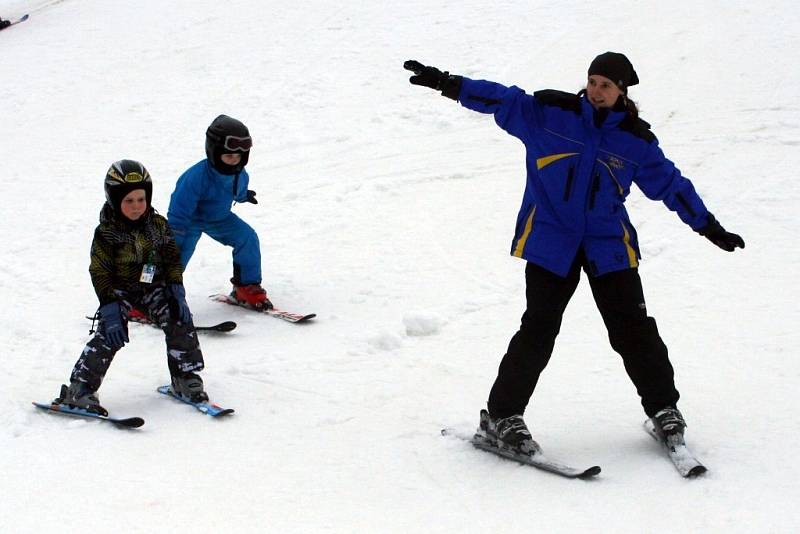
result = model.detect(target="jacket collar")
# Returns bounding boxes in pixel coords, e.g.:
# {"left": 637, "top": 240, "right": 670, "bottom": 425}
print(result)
{"left": 580, "top": 95, "right": 627, "bottom": 130}
{"left": 203, "top": 158, "right": 242, "bottom": 180}
{"left": 204, "top": 159, "right": 227, "bottom": 180}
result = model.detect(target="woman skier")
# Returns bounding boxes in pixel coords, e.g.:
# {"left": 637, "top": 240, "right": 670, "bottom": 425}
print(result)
{"left": 404, "top": 52, "right": 744, "bottom": 456}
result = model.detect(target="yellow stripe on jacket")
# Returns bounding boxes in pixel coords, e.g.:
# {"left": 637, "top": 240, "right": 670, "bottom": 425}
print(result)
{"left": 620, "top": 221, "right": 639, "bottom": 268}
{"left": 536, "top": 153, "right": 579, "bottom": 170}
{"left": 513, "top": 206, "right": 537, "bottom": 257}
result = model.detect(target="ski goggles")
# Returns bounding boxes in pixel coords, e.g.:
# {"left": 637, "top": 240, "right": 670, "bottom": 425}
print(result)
{"left": 223, "top": 135, "right": 252, "bottom": 152}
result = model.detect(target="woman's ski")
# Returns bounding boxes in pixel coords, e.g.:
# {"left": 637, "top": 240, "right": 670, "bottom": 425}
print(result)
{"left": 5, "top": 14, "right": 30, "bottom": 28}
{"left": 643, "top": 418, "right": 707, "bottom": 477}
{"left": 441, "top": 427, "right": 601, "bottom": 479}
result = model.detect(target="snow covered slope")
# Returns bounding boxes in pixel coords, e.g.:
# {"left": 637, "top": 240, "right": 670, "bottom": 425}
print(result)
{"left": 1, "top": 0, "right": 799, "bottom": 532}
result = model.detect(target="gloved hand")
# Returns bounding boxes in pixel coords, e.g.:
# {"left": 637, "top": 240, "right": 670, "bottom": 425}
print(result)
{"left": 404, "top": 60, "right": 462, "bottom": 100}
{"left": 99, "top": 301, "right": 128, "bottom": 350}
{"left": 168, "top": 284, "right": 192, "bottom": 324}
{"left": 246, "top": 190, "right": 258, "bottom": 204}
{"left": 404, "top": 60, "right": 448, "bottom": 90}
{"left": 698, "top": 213, "right": 745, "bottom": 251}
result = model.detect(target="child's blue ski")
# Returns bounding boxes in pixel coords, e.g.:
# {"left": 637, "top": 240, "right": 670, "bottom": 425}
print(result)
{"left": 32, "top": 401, "right": 144, "bottom": 428}
{"left": 157, "top": 386, "right": 234, "bottom": 417}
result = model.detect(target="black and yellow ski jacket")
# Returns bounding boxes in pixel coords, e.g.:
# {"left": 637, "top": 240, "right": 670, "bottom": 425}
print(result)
{"left": 89, "top": 203, "right": 183, "bottom": 305}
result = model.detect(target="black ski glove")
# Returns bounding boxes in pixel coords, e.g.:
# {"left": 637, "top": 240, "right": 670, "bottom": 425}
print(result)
{"left": 698, "top": 213, "right": 745, "bottom": 251}
{"left": 404, "top": 60, "right": 462, "bottom": 100}
{"left": 246, "top": 190, "right": 258, "bottom": 204}
{"left": 404, "top": 60, "right": 448, "bottom": 89}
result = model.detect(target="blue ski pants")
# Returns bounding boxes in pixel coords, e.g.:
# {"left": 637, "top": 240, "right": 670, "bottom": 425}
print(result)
{"left": 173, "top": 213, "right": 262, "bottom": 285}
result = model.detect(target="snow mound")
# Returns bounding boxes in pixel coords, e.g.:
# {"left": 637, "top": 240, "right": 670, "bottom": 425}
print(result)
{"left": 403, "top": 311, "right": 446, "bottom": 337}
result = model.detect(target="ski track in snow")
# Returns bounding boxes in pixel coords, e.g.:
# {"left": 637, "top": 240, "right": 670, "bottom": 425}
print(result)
{"left": 1, "top": 1, "right": 800, "bottom": 533}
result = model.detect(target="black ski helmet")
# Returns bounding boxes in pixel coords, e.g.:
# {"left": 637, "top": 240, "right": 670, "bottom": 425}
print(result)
{"left": 205, "top": 114, "right": 252, "bottom": 175}
{"left": 104, "top": 159, "right": 152, "bottom": 214}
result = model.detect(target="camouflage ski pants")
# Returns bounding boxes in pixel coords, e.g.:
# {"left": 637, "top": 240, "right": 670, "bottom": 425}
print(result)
{"left": 71, "top": 285, "right": 204, "bottom": 392}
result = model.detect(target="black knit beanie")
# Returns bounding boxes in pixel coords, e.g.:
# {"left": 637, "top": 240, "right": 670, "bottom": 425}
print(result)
{"left": 588, "top": 52, "right": 639, "bottom": 91}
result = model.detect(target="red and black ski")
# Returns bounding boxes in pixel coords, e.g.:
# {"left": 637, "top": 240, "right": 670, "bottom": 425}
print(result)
{"left": 209, "top": 294, "right": 316, "bottom": 323}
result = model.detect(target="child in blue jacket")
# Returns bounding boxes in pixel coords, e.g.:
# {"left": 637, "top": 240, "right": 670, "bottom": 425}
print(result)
{"left": 168, "top": 115, "right": 272, "bottom": 309}
{"left": 405, "top": 53, "right": 744, "bottom": 456}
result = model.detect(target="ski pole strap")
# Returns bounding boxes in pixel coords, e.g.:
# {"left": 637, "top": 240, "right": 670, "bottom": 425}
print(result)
{"left": 88, "top": 310, "right": 100, "bottom": 335}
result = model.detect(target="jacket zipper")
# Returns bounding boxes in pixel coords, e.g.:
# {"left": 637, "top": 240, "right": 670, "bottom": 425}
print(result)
{"left": 588, "top": 172, "right": 600, "bottom": 210}
{"left": 563, "top": 166, "right": 574, "bottom": 201}
{"left": 232, "top": 172, "right": 240, "bottom": 203}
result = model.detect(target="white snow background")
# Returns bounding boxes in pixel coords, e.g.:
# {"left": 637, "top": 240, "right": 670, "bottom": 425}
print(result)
{"left": 1, "top": 0, "right": 799, "bottom": 532}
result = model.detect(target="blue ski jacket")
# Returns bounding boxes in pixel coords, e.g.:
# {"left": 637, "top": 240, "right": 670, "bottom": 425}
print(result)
{"left": 457, "top": 78, "right": 709, "bottom": 277}
{"left": 167, "top": 159, "right": 250, "bottom": 231}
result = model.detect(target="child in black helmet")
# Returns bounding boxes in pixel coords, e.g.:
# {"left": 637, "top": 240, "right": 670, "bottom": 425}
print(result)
{"left": 54, "top": 160, "right": 208, "bottom": 415}
{"left": 167, "top": 115, "right": 272, "bottom": 309}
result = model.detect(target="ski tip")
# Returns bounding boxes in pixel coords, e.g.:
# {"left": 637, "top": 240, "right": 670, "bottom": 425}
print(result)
{"left": 265, "top": 310, "right": 317, "bottom": 323}
{"left": 578, "top": 466, "right": 602, "bottom": 479}
{"left": 195, "top": 321, "right": 237, "bottom": 332}
{"left": 440, "top": 427, "right": 468, "bottom": 439}
{"left": 686, "top": 465, "right": 708, "bottom": 478}
{"left": 32, "top": 401, "right": 64, "bottom": 412}
{"left": 33, "top": 401, "right": 144, "bottom": 428}
{"left": 116, "top": 417, "right": 145, "bottom": 428}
